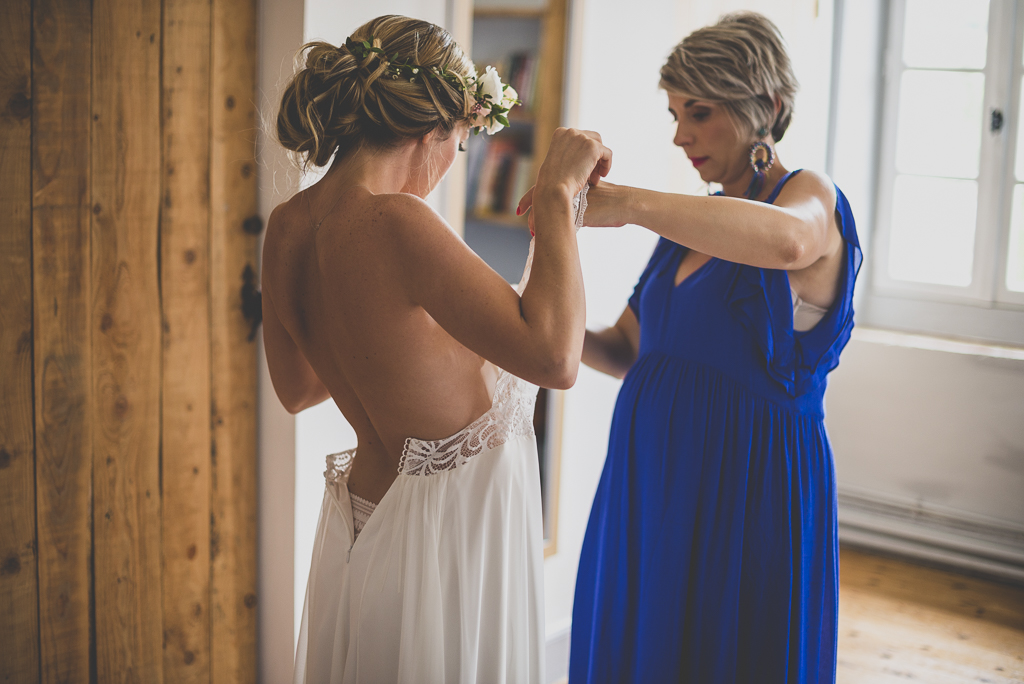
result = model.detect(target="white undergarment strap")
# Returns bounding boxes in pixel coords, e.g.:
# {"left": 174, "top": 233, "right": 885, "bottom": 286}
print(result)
{"left": 350, "top": 493, "right": 377, "bottom": 540}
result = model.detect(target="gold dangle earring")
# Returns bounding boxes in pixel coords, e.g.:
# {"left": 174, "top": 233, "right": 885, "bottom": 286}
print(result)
{"left": 744, "top": 127, "right": 775, "bottom": 200}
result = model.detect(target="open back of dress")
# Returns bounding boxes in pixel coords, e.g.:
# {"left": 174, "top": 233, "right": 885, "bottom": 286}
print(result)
{"left": 293, "top": 369, "right": 545, "bottom": 683}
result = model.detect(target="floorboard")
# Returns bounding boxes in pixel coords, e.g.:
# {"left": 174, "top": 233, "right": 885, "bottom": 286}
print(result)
{"left": 838, "top": 547, "right": 1024, "bottom": 684}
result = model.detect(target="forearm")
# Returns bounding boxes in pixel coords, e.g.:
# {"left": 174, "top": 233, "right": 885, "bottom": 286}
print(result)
{"left": 626, "top": 188, "right": 806, "bottom": 268}
{"left": 582, "top": 327, "right": 635, "bottom": 379}
{"left": 518, "top": 189, "right": 586, "bottom": 386}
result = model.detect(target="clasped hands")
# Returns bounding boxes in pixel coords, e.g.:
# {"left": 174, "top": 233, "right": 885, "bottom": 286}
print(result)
{"left": 515, "top": 128, "right": 630, "bottom": 234}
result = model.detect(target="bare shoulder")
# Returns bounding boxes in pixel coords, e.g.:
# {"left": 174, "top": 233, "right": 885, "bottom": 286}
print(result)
{"left": 344, "top": 190, "right": 462, "bottom": 260}
{"left": 774, "top": 169, "right": 837, "bottom": 212}
{"left": 372, "top": 191, "right": 452, "bottom": 240}
{"left": 261, "top": 197, "right": 304, "bottom": 285}
{"left": 264, "top": 192, "right": 313, "bottom": 256}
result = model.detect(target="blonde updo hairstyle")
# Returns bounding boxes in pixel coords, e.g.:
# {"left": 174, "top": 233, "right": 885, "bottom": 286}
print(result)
{"left": 277, "top": 15, "right": 475, "bottom": 168}
{"left": 660, "top": 12, "right": 798, "bottom": 142}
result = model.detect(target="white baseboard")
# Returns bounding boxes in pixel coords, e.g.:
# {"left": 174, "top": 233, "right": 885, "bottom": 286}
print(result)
{"left": 546, "top": 620, "right": 571, "bottom": 684}
{"left": 837, "top": 487, "right": 1024, "bottom": 584}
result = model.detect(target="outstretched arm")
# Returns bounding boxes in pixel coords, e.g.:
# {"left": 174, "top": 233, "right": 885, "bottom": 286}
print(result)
{"left": 524, "top": 170, "right": 839, "bottom": 272}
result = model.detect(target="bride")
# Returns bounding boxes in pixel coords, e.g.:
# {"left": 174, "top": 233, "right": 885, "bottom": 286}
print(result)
{"left": 262, "top": 15, "right": 610, "bottom": 683}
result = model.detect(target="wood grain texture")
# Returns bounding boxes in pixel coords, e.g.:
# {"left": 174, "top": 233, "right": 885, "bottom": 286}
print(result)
{"left": 0, "top": 0, "right": 39, "bottom": 681}
{"left": 161, "top": 0, "right": 213, "bottom": 681}
{"left": 90, "top": 0, "right": 164, "bottom": 679}
{"left": 210, "top": 0, "right": 259, "bottom": 679}
{"left": 837, "top": 547, "right": 1024, "bottom": 683}
{"left": 531, "top": 0, "right": 568, "bottom": 182}
{"left": 31, "top": 0, "right": 94, "bottom": 681}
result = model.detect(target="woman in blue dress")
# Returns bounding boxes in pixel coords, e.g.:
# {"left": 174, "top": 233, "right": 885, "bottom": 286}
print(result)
{"left": 564, "top": 12, "right": 861, "bottom": 683}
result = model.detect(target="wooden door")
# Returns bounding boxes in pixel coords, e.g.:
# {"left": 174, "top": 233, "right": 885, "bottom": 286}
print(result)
{"left": 0, "top": 0, "right": 260, "bottom": 680}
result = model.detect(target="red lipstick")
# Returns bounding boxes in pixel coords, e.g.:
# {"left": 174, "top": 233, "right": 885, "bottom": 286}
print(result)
{"left": 689, "top": 156, "right": 709, "bottom": 168}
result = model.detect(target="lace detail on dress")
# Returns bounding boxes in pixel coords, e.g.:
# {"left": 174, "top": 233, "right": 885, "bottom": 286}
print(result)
{"left": 350, "top": 492, "right": 376, "bottom": 540}
{"left": 325, "top": 448, "right": 357, "bottom": 488}
{"left": 399, "top": 370, "right": 538, "bottom": 476}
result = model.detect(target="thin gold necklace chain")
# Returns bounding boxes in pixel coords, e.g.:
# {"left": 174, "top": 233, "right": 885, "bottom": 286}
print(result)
{"left": 305, "top": 187, "right": 346, "bottom": 231}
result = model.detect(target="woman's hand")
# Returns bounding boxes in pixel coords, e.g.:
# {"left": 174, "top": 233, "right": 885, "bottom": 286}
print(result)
{"left": 517, "top": 129, "right": 612, "bottom": 232}
{"left": 518, "top": 179, "right": 631, "bottom": 233}
{"left": 517, "top": 133, "right": 629, "bottom": 232}
{"left": 576, "top": 180, "right": 631, "bottom": 228}
{"left": 535, "top": 128, "right": 612, "bottom": 198}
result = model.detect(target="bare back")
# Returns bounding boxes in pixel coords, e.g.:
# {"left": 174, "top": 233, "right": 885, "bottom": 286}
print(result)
{"left": 262, "top": 185, "right": 499, "bottom": 498}
{"left": 263, "top": 129, "right": 605, "bottom": 501}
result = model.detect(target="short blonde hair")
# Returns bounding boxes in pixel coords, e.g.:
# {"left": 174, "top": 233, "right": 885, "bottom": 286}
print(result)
{"left": 277, "top": 15, "right": 475, "bottom": 168}
{"left": 660, "top": 12, "right": 798, "bottom": 142}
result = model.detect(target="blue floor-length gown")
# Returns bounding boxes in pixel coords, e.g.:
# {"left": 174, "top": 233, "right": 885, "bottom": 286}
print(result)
{"left": 569, "top": 171, "right": 862, "bottom": 684}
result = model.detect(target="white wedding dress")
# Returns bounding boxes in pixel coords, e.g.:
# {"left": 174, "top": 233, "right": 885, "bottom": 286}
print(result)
{"left": 293, "top": 367, "right": 545, "bottom": 683}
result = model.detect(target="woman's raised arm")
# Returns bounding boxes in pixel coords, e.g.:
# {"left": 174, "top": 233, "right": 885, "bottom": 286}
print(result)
{"left": 392, "top": 128, "right": 612, "bottom": 389}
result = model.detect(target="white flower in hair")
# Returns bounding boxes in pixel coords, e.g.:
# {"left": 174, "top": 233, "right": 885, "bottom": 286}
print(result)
{"left": 469, "top": 65, "right": 519, "bottom": 135}
{"left": 501, "top": 84, "right": 518, "bottom": 108}
{"left": 485, "top": 116, "right": 504, "bottom": 136}
{"left": 479, "top": 66, "right": 504, "bottom": 102}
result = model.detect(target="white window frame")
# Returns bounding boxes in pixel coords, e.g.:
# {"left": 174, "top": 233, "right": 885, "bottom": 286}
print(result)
{"left": 862, "top": 0, "right": 1024, "bottom": 345}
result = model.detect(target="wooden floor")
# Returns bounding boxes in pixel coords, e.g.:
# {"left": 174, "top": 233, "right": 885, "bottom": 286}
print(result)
{"left": 838, "top": 547, "right": 1024, "bottom": 683}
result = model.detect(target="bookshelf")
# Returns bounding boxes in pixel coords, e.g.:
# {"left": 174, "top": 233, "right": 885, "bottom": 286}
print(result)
{"left": 458, "top": 0, "right": 569, "bottom": 557}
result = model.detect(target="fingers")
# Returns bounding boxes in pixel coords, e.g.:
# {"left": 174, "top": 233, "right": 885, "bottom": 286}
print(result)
{"left": 526, "top": 128, "right": 617, "bottom": 233}
{"left": 589, "top": 143, "right": 613, "bottom": 185}
{"left": 535, "top": 127, "right": 612, "bottom": 197}
{"left": 573, "top": 129, "right": 612, "bottom": 186}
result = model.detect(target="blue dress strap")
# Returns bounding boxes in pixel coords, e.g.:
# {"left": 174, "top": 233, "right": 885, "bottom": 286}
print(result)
{"left": 764, "top": 169, "right": 802, "bottom": 204}
{"left": 724, "top": 171, "right": 862, "bottom": 397}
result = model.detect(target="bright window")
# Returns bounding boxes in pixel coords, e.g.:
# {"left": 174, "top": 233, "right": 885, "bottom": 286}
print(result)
{"left": 868, "top": 0, "right": 1024, "bottom": 343}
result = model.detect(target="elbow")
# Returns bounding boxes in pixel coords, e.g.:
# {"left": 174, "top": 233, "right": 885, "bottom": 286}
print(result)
{"left": 549, "top": 363, "right": 579, "bottom": 390}
{"left": 542, "top": 348, "right": 581, "bottom": 390}
{"left": 779, "top": 236, "right": 806, "bottom": 268}
{"left": 282, "top": 399, "right": 305, "bottom": 415}
{"left": 277, "top": 390, "right": 306, "bottom": 414}
{"left": 274, "top": 383, "right": 319, "bottom": 414}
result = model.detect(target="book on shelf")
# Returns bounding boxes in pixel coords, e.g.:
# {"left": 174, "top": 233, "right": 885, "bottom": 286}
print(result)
{"left": 472, "top": 140, "right": 534, "bottom": 219}
{"left": 508, "top": 52, "right": 538, "bottom": 113}
{"left": 509, "top": 154, "right": 534, "bottom": 212}
{"left": 491, "top": 51, "right": 538, "bottom": 114}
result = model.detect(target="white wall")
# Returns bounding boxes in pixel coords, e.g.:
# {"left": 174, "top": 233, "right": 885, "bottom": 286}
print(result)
{"left": 256, "top": 0, "right": 304, "bottom": 680}
{"left": 826, "top": 331, "right": 1024, "bottom": 581}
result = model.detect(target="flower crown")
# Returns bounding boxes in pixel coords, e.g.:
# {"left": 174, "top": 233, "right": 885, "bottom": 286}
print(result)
{"left": 345, "top": 36, "right": 520, "bottom": 135}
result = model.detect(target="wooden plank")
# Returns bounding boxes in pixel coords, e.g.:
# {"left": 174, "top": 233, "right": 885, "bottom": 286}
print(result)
{"left": 837, "top": 547, "right": 1024, "bottom": 683}
{"left": 531, "top": 0, "right": 568, "bottom": 181}
{"left": 90, "top": 0, "right": 164, "bottom": 679}
{"left": 210, "top": 0, "right": 259, "bottom": 679}
{"left": 30, "top": 0, "right": 94, "bottom": 680}
{"left": 161, "top": 0, "right": 213, "bottom": 681}
{"left": 0, "top": 0, "right": 39, "bottom": 680}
